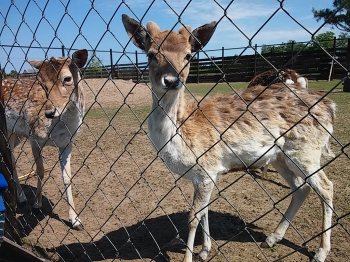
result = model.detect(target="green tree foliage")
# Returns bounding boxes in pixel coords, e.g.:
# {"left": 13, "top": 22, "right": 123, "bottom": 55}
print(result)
{"left": 337, "top": 32, "right": 350, "bottom": 47}
{"left": 87, "top": 55, "right": 103, "bottom": 72}
{"left": 312, "top": 0, "right": 350, "bottom": 32}
{"left": 311, "top": 31, "right": 336, "bottom": 49}
{"left": 261, "top": 31, "right": 348, "bottom": 54}
{"left": 0, "top": 69, "right": 19, "bottom": 78}
{"left": 7, "top": 70, "right": 18, "bottom": 78}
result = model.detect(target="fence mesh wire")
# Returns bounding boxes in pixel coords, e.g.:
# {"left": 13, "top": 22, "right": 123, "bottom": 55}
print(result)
{"left": 1, "top": 0, "right": 350, "bottom": 261}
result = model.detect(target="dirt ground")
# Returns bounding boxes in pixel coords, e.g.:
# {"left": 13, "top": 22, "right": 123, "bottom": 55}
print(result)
{"left": 13, "top": 78, "right": 350, "bottom": 262}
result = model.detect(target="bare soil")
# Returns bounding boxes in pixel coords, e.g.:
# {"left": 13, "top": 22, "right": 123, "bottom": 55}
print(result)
{"left": 13, "top": 78, "right": 350, "bottom": 262}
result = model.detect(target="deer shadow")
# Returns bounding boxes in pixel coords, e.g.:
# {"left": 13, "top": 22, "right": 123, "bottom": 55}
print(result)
{"left": 15, "top": 184, "right": 72, "bottom": 237}
{"left": 52, "top": 210, "right": 313, "bottom": 262}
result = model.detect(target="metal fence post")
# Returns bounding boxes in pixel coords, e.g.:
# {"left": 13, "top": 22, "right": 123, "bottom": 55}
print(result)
{"left": 61, "top": 45, "right": 65, "bottom": 57}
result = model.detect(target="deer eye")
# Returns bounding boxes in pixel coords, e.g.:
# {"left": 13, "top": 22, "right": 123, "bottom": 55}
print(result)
{"left": 63, "top": 76, "right": 73, "bottom": 85}
{"left": 185, "top": 54, "right": 192, "bottom": 61}
{"left": 147, "top": 52, "right": 157, "bottom": 63}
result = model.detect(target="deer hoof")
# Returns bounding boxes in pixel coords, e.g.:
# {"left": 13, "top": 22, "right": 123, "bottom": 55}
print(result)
{"left": 73, "top": 223, "right": 84, "bottom": 231}
{"left": 314, "top": 248, "right": 328, "bottom": 262}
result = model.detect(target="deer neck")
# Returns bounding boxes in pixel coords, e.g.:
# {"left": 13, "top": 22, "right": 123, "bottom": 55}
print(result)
{"left": 72, "top": 83, "right": 85, "bottom": 116}
{"left": 148, "top": 87, "right": 185, "bottom": 153}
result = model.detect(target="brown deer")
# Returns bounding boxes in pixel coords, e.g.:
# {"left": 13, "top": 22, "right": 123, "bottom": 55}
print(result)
{"left": 248, "top": 68, "right": 309, "bottom": 177}
{"left": 2, "top": 49, "right": 88, "bottom": 230}
{"left": 122, "top": 14, "right": 334, "bottom": 262}
{"left": 248, "top": 68, "right": 308, "bottom": 89}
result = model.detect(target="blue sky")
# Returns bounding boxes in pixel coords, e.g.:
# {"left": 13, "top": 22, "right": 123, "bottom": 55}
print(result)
{"left": 0, "top": 0, "right": 345, "bottom": 73}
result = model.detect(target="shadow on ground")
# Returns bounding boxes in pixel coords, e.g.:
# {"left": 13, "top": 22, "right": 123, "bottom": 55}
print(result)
{"left": 52, "top": 210, "right": 313, "bottom": 262}
{"left": 15, "top": 184, "right": 72, "bottom": 237}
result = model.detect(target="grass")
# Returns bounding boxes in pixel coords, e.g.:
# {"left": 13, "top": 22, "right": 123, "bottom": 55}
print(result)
{"left": 185, "top": 79, "right": 345, "bottom": 96}
{"left": 85, "top": 105, "right": 151, "bottom": 124}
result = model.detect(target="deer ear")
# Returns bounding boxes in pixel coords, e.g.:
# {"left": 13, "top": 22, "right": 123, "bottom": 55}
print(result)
{"left": 28, "top": 60, "right": 43, "bottom": 69}
{"left": 72, "top": 49, "right": 88, "bottom": 68}
{"left": 190, "top": 21, "right": 217, "bottom": 53}
{"left": 122, "top": 14, "right": 148, "bottom": 51}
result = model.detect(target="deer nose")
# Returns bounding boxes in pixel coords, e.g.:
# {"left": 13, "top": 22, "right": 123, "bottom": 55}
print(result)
{"left": 45, "top": 100, "right": 59, "bottom": 118}
{"left": 164, "top": 75, "right": 180, "bottom": 89}
{"left": 45, "top": 108, "right": 58, "bottom": 118}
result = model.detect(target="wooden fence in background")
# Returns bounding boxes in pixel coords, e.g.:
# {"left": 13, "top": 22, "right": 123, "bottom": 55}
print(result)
{"left": 83, "top": 39, "right": 349, "bottom": 85}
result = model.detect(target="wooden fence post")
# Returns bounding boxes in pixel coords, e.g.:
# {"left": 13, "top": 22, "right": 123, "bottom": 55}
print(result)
{"left": 291, "top": 41, "right": 294, "bottom": 68}
{"left": 110, "top": 49, "right": 114, "bottom": 79}
{"left": 0, "top": 69, "right": 21, "bottom": 244}
{"left": 329, "top": 37, "right": 336, "bottom": 82}
{"left": 343, "top": 38, "right": 350, "bottom": 92}
{"left": 135, "top": 51, "right": 139, "bottom": 82}
{"left": 222, "top": 47, "right": 225, "bottom": 73}
{"left": 196, "top": 52, "right": 200, "bottom": 84}
{"left": 254, "top": 44, "right": 257, "bottom": 76}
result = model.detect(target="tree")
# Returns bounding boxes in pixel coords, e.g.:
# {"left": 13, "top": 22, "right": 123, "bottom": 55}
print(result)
{"left": 7, "top": 70, "right": 18, "bottom": 78}
{"left": 261, "top": 43, "right": 286, "bottom": 54}
{"left": 337, "top": 32, "right": 350, "bottom": 48}
{"left": 312, "top": 0, "right": 350, "bottom": 32}
{"left": 310, "top": 31, "right": 336, "bottom": 50}
{"left": 86, "top": 55, "right": 103, "bottom": 78}
{"left": 261, "top": 40, "right": 307, "bottom": 54}
{"left": 313, "top": 1, "right": 350, "bottom": 92}
{"left": 87, "top": 55, "right": 103, "bottom": 72}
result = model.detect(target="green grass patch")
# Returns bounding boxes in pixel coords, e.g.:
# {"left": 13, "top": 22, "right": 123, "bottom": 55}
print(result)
{"left": 185, "top": 82, "right": 247, "bottom": 96}
{"left": 186, "top": 80, "right": 344, "bottom": 97}
{"left": 85, "top": 105, "right": 151, "bottom": 123}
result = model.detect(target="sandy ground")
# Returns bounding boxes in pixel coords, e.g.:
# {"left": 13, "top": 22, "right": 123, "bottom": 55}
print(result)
{"left": 11, "top": 78, "right": 350, "bottom": 262}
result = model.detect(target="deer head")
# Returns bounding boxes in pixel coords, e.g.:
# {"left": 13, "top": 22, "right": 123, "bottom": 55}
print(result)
{"left": 122, "top": 14, "right": 216, "bottom": 96}
{"left": 28, "top": 49, "right": 88, "bottom": 118}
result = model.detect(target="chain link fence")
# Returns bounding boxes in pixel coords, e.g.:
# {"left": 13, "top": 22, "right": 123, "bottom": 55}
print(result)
{"left": 1, "top": 0, "right": 350, "bottom": 261}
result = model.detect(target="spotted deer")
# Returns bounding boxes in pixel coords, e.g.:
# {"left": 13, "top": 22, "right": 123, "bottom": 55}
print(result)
{"left": 248, "top": 68, "right": 309, "bottom": 177}
{"left": 2, "top": 49, "right": 88, "bottom": 230}
{"left": 248, "top": 68, "right": 308, "bottom": 89}
{"left": 122, "top": 14, "right": 335, "bottom": 262}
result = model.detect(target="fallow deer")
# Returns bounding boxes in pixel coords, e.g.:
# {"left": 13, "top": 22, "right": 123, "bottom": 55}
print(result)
{"left": 248, "top": 68, "right": 308, "bottom": 89}
{"left": 248, "top": 68, "right": 309, "bottom": 177}
{"left": 122, "top": 14, "right": 335, "bottom": 262}
{"left": 2, "top": 49, "right": 88, "bottom": 230}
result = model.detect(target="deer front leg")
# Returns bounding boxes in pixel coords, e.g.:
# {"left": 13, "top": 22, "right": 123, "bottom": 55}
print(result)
{"left": 8, "top": 135, "right": 27, "bottom": 208}
{"left": 30, "top": 144, "right": 45, "bottom": 212}
{"left": 59, "top": 144, "right": 83, "bottom": 231}
{"left": 184, "top": 179, "right": 214, "bottom": 262}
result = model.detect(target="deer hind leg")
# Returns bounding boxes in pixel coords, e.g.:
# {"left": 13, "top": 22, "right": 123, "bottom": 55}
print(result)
{"left": 266, "top": 155, "right": 333, "bottom": 262}
{"left": 59, "top": 144, "right": 83, "bottom": 231}
{"left": 310, "top": 170, "right": 333, "bottom": 262}
{"left": 184, "top": 179, "right": 214, "bottom": 262}
{"left": 284, "top": 156, "right": 333, "bottom": 262}
{"left": 8, "top": 135, "right": 27, "bottom": 207}
{"left": 262, "top": 160, "right": 311, "bottom": 248}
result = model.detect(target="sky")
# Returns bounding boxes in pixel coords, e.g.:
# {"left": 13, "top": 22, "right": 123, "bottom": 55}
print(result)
{"left": 0, "top": 0, "right": 345, "bottom": 73}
